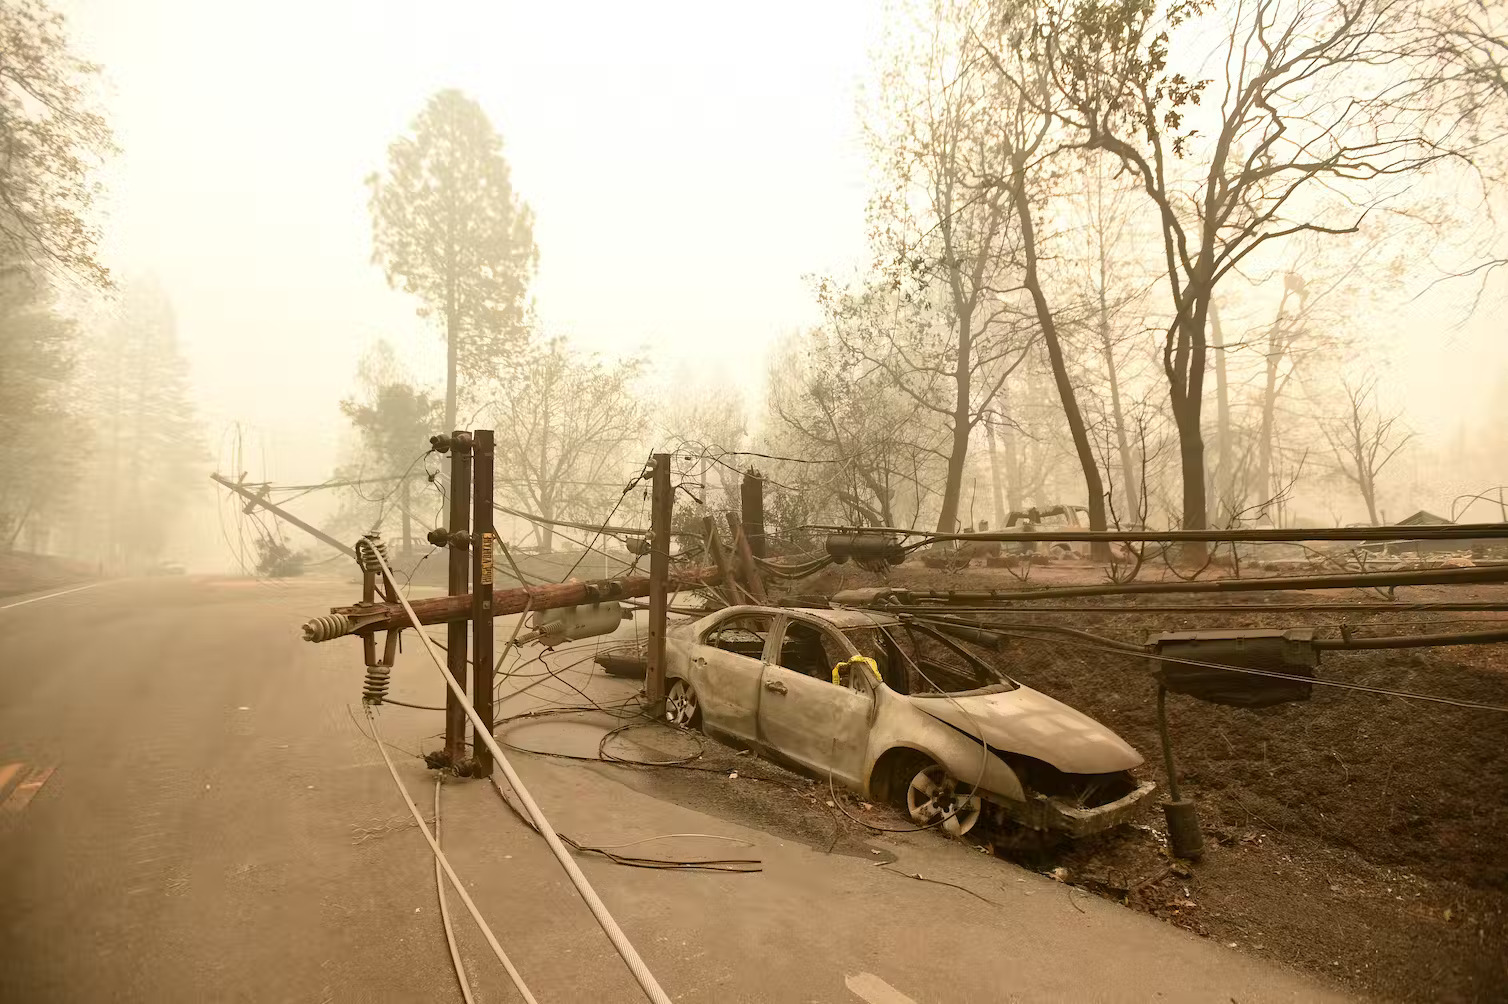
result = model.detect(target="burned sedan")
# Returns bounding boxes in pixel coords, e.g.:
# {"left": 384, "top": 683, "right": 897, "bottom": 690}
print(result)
{"left": 664, "top": 605, "right": 1154, "bottom": 837}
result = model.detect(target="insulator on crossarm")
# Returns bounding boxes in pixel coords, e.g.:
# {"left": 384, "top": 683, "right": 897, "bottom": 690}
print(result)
{"left": 355, "top": 533, "right": 388, "bottom": 573}
{"left": 362, "top": 664, "right": 391, "bottom": 704}
{"left": 302, "top": 613, "right": 354, "bottom": 643}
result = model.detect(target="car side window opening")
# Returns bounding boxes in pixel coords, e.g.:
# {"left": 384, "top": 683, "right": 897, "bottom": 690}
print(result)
{"left": 777, "top": 620, "right": 850, "bottom": 683}
{"left": 847, "top": 624, "right": 1014, "bottom": 696}
{"left": 704, "top": 614, "right": 774, "bottom": 660}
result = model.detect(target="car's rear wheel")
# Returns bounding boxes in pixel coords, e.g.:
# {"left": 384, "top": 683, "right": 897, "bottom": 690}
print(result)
{"left": 904, "top": 761, "right": 982, "bottom": 836}
{"left": 664, "top": 678, "right": 702, "bottom": 730}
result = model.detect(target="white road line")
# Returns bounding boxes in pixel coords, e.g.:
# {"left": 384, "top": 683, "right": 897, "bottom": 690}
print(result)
{"left": 0, "top": 581, "right": 108, "bottom": 612}
{"left": 845, "top": 972, "right": 919, "bottom": 1004}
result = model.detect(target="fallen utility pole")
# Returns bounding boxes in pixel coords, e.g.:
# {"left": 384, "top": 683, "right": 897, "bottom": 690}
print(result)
{"left": 806, "top": 522, "right": 1508, "bottom": 544}
{"left": 303, "top": 564, "right": 725, "bottom": 641}
{"left": 879, "top": 601, "right": 1508, "bottom": 615}
{"left": 211, "top": 473, "right": 356, "bottom": 558}
{"left": 863, "top": 562, "right": 1508, "bottom": 605}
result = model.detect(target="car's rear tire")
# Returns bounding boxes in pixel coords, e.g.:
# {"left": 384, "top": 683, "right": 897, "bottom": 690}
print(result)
{"left": 664, "top": 678, "right": 702, "bottom": 731}
{"left": 902, "top": 759, "right": 982, "bottom": 837}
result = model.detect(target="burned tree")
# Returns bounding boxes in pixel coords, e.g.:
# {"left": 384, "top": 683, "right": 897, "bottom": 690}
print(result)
{"left": 485, "top": 338, "right": 644, "bottom": 552}
{"left": 1319, "top": 375, "right": 1413, "bottom": 526}
{"left": 1046, "top": 0, "right": 1488, "bottom": 555}
{"left": 851, "top": 0, "right": 1037, "bottom": 535}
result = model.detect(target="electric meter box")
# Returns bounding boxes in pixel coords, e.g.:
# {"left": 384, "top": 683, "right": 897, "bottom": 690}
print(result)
{"left": 530, "top": 602, "right": 624, "bottom": 646}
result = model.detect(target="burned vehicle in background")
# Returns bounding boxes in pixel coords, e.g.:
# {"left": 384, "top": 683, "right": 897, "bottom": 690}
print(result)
{"left": 663, "top": 606, "right": 1153, "bottom": 838}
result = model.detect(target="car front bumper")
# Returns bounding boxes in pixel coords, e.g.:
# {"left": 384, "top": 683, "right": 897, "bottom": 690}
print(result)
{"left": 999, "top": 779, "right": 1157, "bottom": 838}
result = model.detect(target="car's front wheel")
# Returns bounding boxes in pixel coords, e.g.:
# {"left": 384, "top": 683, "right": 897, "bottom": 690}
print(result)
{"left": 904, "top": 760, "right": 982, "bottom": 836}
{"left": 664, "top": 678, "right": 702, "bottom": 730}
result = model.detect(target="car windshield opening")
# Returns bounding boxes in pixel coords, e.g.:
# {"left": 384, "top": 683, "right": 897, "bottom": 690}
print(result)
{"left": 704, "top": 615, "right": 773, "bottom": 660}
{"left": 844, "top": 623, "right": 1015, "bottom": 696}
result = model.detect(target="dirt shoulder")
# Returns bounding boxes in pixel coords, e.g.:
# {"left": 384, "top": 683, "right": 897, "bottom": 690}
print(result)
{"left": 0, "top": 551, "right": 96, "bottom": 600}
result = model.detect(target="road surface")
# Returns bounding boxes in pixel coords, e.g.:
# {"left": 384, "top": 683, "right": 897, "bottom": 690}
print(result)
{"left": 0, "top": 575, "right": 1354, "bottom": 1002}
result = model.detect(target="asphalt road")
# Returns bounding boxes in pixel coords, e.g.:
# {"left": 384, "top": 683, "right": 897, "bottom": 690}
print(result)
{"left": 0, "top": 576, "right": 1355, "bottom": 1003}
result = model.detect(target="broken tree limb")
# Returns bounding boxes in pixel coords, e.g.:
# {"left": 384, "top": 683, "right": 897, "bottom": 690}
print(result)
{"left": 303, "top": 565, "right": 725, "bottom": 641}
{"left": 703, "top": 515, "right": 737, "bottom": 607}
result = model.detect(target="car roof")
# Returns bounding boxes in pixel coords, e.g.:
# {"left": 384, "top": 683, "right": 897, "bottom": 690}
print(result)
{"left": 715, "top": 604, "right": 899, "bottom": 630}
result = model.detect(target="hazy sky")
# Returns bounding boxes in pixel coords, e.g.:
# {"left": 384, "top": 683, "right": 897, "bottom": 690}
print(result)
{"left": 71, "top": 0, "right": 880, "bottom": 484}
{"left": 63, "top": 0, "right": 1507, "bottom": 527}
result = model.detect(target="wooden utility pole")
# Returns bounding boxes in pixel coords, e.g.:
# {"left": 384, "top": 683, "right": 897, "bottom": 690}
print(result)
{"left": 444, "top": 433, "right": 471, "bottom": 767}
{"left": 741, "top": 468, "right": 766, "bottom": 558}
{"left": 210, "top": 474, "right": 355, "bottom": 558}
{"left": 646, "top": 453, "right": 672, "bottom": 706}
{"left": 471, "top": 430, "right": 496, "bottom": 777}
{"left": 307, "top": 564, "right": 727, "bottom": 639}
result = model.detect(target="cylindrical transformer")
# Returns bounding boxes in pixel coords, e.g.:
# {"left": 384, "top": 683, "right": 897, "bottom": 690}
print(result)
{"left": 529, "top": 601, "right": 624, "bottom": 647}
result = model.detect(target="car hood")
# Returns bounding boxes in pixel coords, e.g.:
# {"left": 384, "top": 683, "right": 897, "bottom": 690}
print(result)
{"left": 909, "top": 686, "right": 1143, "bottom": 774}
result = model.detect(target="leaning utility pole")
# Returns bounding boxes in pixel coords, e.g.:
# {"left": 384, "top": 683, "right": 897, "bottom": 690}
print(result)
{"left": 210, "top": 473, "right": 356, "bottom": 558}
{"left": 646, "top": 453, "right": 672, "bottom": 706}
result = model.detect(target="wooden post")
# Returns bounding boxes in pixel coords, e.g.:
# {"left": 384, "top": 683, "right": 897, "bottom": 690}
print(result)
{"left": 471, "top": 430, "right": 495, "bottom": 778}
{"left": 646, "top": 453, "right": 672, "bottom": 706}
{"left": 741, "top": 468, "right": 766, "bottom": 558}
{"left": 444, "top": 433, "right": 471, "bottom": 767}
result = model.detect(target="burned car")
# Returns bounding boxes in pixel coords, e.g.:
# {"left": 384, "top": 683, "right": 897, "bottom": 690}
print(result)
{"left": 664, "top": 605, "right": 1153, "bottom": 837}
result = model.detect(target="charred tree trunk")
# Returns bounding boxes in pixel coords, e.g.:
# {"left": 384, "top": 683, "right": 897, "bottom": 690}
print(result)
{"left": 999, "top": 382, "right": 1023, "bottom": 512}
{"left": 1007, "top": 162, "right": 1109, "bottom": 559}
{"left": 985, "top": 416, "right": 1008, "bottom": 531}
{"left": 1210, "top": 298, "right": 1232, "bottom": 524}
{"left": 936, "top": 311, "right": 973, "bottom": 535}
{"left": 1097, "top": 289, "right": 1139, "bottom": 524}
{"left": 1254, "top": 288, "right": 1292, "bottom": 521}
{"left": 1168, "top": 295, "right": 1211, "bottom": 563}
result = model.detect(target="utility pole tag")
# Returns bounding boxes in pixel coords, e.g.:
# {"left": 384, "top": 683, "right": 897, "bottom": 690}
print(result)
{"left": 480, "top": 532, "right": 494, "bottom": 584}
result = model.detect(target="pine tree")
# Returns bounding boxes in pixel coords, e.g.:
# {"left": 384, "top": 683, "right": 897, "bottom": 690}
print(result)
{"left": 82, "top": 279, "right": 202, "bottom": 568}
{"left": 368, "top": 89, "right": 537, "bottom": 433}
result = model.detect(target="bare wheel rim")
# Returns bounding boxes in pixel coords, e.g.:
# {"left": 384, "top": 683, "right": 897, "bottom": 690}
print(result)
{"left": 905, "top": 764, "right": 981, "bottom": 836}
{"left": 665, "top": 679, "right": 699, "bottom": 728}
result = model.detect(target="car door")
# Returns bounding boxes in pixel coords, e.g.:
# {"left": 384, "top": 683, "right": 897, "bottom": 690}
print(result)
{"left": 688, "top": 611, "right": 775, "bottom": 743}
{"left": 757, "top": 615, "right": 873, "bottom": 788}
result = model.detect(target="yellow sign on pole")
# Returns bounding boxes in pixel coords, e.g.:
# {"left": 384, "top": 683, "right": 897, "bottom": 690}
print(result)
{"left": 480, "top": 532, "right": 495, "bottom": 585}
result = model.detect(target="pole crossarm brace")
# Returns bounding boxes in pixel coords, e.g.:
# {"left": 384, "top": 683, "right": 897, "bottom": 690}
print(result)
{"left": 804, "top": 522, "right": 1508, "bottom": 544}
{"left": 211, "top": 473, "right": 356, "bottom": 558}
{"left": 303, "top": 565, "right": 725, "bottom": 642}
